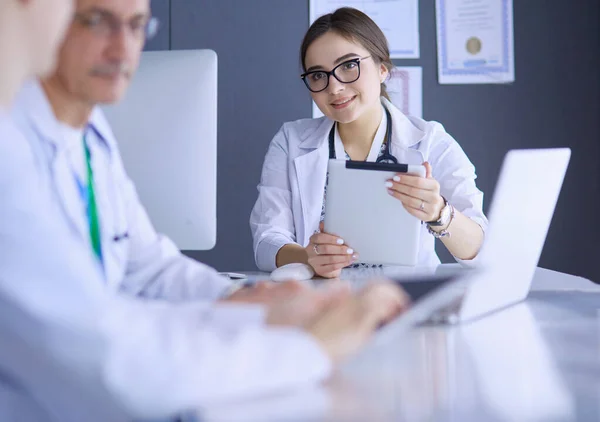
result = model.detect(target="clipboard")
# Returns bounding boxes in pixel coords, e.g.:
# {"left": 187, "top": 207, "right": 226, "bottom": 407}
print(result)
{"left": 323, "top": 159, "right": 426, "bottom": 266}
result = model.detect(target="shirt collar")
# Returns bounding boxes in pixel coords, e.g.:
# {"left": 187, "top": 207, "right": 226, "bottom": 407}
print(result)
{"left": 13, "top": 80, "right": 114, "bottom": 152}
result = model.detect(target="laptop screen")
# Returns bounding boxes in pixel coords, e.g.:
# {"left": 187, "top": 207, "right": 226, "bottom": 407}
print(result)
{"left": 396, "top": 276, "right": 458, "bottom": 303}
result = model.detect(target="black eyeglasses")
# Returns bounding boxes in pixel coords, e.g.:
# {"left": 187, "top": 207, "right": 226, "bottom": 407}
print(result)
{"left": 301, "top": 56, "right": 371, "bottom": 93}
{"left": 74, "top": 11, "right": 160, "bottom": 40}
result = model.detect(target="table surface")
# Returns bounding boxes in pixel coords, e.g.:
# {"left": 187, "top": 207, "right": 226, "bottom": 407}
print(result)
{"left": 196, "top": 267, "right": 600, "bottom": 422}
{"left": 235, "top": 265, "right": 600, "bottom": 292}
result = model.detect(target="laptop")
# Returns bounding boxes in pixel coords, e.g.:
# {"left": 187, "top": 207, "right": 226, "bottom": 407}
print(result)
{"left": 371, "top": 148, "right": 571, "bottom": 339}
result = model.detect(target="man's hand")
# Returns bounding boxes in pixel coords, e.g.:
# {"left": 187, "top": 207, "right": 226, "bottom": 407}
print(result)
{"left": 306, "top": 282, "right": 410, "bottom": 363}
{"left": 222, "top": 280, "right": 351, "bottom": 327}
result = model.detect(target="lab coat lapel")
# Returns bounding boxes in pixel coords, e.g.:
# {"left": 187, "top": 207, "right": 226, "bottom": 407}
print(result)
{"left": 383, "top": 97, "right": 426, "bottom": 164}
{"left": 16, "top": 82, "right": 90, "bottom": 241}
{"left": 294, "top": 119, "right": 332, "bottom": 245}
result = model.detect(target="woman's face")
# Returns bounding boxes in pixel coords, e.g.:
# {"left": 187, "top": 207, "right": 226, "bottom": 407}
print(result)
{"left": 303, "top": 31, "right": 388, "bottom": 123}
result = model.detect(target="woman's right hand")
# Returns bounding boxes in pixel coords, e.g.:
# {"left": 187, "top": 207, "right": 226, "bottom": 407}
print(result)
{"left": 305, "top": 223, "right": 358, "bottom": 278}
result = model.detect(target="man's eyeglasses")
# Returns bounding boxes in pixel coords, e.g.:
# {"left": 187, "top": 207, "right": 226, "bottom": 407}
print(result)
{"left": 74, "top": 11, "right": 159, "bottom": 40}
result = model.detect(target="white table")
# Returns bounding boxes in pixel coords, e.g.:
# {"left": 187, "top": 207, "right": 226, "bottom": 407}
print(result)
{"left": 196, "top": 267, "right": 600, "bottom": 421}
{"left": 233, "top": 265, "right": 600, "bottom": 292}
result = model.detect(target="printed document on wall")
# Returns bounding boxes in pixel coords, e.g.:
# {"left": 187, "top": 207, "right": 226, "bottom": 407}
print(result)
{"left": 436, "top": 0, "right": 515, "bottom": 84}
{"left": 312, "top": 67, "right": 422, "bottom": 119}
{"left": 386, "top": 66, "right": 422, "bottom": 119}
{"left": 309, "top": 0, "right": 420, "bottom": 59}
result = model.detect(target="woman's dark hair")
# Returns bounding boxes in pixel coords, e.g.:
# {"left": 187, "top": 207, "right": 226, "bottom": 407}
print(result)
{"left": 300, "top": 7, "right": 394, "bottom": 101}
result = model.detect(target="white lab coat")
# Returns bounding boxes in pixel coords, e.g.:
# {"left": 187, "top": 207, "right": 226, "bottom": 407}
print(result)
{"left": 11, "top": 81, "right": 228, "bottom": 301}
{"left": 0, "top": 102, "right": 331, "bottom": 419}
{"left": 251, "top": 98, "right": 488, "bottom": 271}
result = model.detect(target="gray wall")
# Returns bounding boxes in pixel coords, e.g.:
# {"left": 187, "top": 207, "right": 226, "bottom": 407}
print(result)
{"left": 146, "top": 0, "right": 600, "bottom": 283}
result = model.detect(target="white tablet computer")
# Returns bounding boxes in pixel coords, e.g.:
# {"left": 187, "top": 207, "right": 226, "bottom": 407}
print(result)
{"left": 323, "top": 159, "right": 426, "bottom": 266}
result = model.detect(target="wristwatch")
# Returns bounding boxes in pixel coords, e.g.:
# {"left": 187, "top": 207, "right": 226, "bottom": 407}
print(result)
{"left": 427, "top": 197, "right": 455, "bottom": 238}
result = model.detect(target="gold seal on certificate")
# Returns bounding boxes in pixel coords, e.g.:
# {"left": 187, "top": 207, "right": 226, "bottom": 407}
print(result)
{"left": 466, "top": 37, "right": 482, "bottom": 55}
{"left": 437, "top": 0, "right": 515, "bottom": 84}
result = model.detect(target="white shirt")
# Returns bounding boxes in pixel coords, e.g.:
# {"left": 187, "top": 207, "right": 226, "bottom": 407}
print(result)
{"left": 2, "top": 85, "right": 332, "bottom": 420}
{"left": 58, "top": 122, "right": 86, "bottom": 184}
{"left": 251, "top": 97, "right": 489, "bottom": 272}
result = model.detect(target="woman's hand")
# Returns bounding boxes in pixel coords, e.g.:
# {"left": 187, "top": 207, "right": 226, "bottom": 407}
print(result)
{"left": 305, "top": 223, "right": 358, "bottom": 278}
{"left": 386, "top": 162, "right": 445, "bottom": 223}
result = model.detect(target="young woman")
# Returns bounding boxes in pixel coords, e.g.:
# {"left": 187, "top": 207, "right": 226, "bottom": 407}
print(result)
{"left": 251, "top": 7, "right": 487, "bottom": 278}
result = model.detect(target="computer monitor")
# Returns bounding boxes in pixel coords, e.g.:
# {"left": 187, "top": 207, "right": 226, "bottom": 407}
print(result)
{"left": 102, "top": 49, "right": 218, "bottom": 250}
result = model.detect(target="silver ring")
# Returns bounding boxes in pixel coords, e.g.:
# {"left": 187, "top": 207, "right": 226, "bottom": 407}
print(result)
{"left": 313, "top": 244, "right": 320, "bottom": 255}
{"left": 420, "top": 200, "right": 425, "bottom": 211}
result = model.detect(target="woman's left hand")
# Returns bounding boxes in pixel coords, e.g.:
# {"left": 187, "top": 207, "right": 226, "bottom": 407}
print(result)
{"left": 386, "top": 162, "right": 445, "bottom": 222}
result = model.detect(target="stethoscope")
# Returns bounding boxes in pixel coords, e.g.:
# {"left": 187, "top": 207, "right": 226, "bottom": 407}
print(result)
{"left": 328, "top": 106, "right": 397, "bottom": 163}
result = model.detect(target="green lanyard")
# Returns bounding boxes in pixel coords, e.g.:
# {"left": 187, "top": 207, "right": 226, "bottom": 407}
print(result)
{"left": 83, "top": 135, "right": 103, "bottom": 263}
